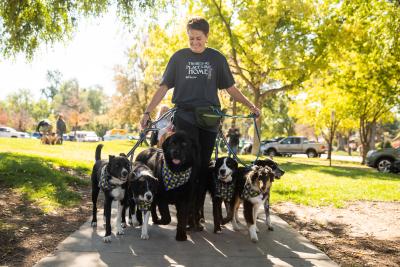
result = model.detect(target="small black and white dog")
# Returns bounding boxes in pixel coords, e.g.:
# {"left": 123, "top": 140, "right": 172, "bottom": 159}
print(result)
{"left": 223, "top": 164, "right": 276, "bottom": 242}
{"left": 135, "top": 131, "right": 198, "bottom": 241}
{"left": 90, "top": 144, "right": 131, "bottom": 243}
{"left": 125, "top": 161, "right": 158, "bottom": 240}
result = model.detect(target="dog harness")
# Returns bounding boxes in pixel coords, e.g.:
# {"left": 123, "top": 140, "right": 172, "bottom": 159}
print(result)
{"left": 162, "top": 161, "right": 192, "bottom": 191}
{"left": 215, "top": 180, "right": 235, "bottom": 201}
{"left": 99, "top": 165, "right": 114, "bottom": 191}
{"left": 240, "top": 182, "right": 261, "bottom": 200}
{"left": 136, "top": 200, "right": 152, "bottom": 211}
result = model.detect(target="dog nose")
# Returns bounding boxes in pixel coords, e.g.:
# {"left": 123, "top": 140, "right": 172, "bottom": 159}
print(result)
{"left": 122, "top": 170, "right": 128, "bottom": 177}
{"left": 146, "top": 194, "right": 152, "bottom": 201}
{"left": 219, "top": 169, "right": 226, "bottom": 175}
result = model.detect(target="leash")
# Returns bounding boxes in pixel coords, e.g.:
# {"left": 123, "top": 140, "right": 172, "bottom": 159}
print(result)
{"left": 127, "top": 108, "right": 176, "bottom": 162}
{"left": 213, "top": 108, "right": 262, "bottom": 168}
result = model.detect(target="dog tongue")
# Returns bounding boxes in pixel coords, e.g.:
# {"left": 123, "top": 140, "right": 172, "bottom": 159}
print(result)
{"left": 172, "top": 159, "right": 181, "bottom": 165}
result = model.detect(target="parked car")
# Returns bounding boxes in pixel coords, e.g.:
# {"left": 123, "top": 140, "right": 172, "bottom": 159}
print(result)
{"left": 0, "top": 126, "right": 30, "bottom": 138}
{"left": 261, "top": 136, "right": 327, "bottom": 157}
{"left": 366, "top": 147, "right": 400, "bottom": 173}
{"left": 67, "top": 131, "right": 99, "bottom": 142}
{"left": 83, "top": 131, "right": 100, "bottom": 142}
{"left": 103, "top": 128, "right": 130, "bottom": 141}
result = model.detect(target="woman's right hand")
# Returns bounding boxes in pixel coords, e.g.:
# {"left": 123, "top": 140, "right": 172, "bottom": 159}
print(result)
{"left": 140, "top": 113, "right": 151, "bottom": 130}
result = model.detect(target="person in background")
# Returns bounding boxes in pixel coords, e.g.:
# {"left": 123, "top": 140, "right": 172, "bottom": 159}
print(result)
{"left": 226, "top": 123, "right": 241, "bottom": 157}
{"left": 56, "top": 114, "right": 67, "bottom": 144}
{"left": 139, "top": 17, "right": 260, "bottom": 229}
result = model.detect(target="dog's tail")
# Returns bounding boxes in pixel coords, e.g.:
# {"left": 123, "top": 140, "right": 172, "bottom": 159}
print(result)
{"left": 95, "top": 144, "right": 104, "bottom": 161}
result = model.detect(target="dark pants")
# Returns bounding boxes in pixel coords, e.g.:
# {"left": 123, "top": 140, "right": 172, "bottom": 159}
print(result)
{"left": 174, "top": 115, "right": 217, "bottom": 225}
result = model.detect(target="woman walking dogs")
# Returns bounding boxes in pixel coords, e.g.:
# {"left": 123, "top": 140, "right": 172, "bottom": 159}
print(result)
{"left": 140, "top": 17, "right": 260, "bottom": 231}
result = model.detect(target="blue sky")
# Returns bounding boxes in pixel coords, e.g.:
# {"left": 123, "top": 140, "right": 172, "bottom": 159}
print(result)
{"left": 0, "top": 11, "right": 137, "bottom": 100}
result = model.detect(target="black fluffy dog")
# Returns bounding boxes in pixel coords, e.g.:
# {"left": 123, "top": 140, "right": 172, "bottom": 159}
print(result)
{"left": 135, "top": 131, "right": 198, "bottom": 241}
{"left": 124, "top": 161, "right": 158, "bottom": 240}
{"left": 90, "top": 144, "right": 131, "bottom": 243}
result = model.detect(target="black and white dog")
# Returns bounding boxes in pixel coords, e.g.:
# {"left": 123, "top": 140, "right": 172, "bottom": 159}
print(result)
{"left": 223, "top": 164, "right": 277, "bottom": 242}
{"left": 205, "top": 157, "right": 239, "bottom": 233}
{"left": 135, "top": 131, "right": 198, "bottom": 241}
{"left": 125, "top": 161, "right": 158, "bottom": 239}
{"left": 90, "top": 144, "right": 131, "bottom": 243}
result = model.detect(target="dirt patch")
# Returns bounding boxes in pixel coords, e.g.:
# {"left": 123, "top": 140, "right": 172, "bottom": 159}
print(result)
{"left": 0, "top": 182, "right": 92, "bottom": 267}
{"left": 273, "top": 202, "right": 400, "bottom": 267}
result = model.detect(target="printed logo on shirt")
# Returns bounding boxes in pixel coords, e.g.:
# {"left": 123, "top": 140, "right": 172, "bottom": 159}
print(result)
{"left": 185, "top": 61, "right": 212, "bottom": 80}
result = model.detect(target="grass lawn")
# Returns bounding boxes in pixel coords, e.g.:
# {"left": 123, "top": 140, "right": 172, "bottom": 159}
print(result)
{"left": 0, "top": 138, "right": 399, "bottom": 211}
{"left": 0, "top": 138, "right": 146, "bottom": 213}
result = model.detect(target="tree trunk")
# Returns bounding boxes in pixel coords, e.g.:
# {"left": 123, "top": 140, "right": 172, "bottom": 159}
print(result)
{"left": 360, "top": 118, "right": 373, "bottom": 164}
{"left": 369, "top": 121, "right": 377, "bottom": 150}
{"left": 336, "top": 132, "right": 346, "bottom": 151}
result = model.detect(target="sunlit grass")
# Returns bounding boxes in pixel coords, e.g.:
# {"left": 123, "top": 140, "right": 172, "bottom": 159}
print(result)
{"left": 228, "top": 154, "right": 400, "bottom": 208}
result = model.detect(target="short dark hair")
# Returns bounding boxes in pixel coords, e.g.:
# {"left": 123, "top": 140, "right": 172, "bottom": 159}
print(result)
{"left": 187, "top": 17, "right": 209, "bottom": 35}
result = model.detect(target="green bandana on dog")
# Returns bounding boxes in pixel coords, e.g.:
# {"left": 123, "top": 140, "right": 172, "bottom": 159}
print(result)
{"left": 137, "top": 200, "right": 152, "bottom": 211}
{"left": 215, "top": 180, "right": 235, "bottom": 201}
{"left": 240, "top": 181, "right": 261, "bottom": 200}
{"left": 162, "top": 161, "right": 192, "bottom": 191}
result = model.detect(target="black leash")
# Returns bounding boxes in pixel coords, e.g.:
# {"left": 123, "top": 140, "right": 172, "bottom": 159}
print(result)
{"left": 213, "top": 109, "right": 262, "bottom": 168}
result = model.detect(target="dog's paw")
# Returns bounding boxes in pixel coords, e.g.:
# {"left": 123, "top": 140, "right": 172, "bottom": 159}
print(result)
{"left": 91, "top": 221, "right": 97, "bottom": 227}
{"left": 214, "top": 227, "right": 222, "bottom": 234}
{"left": 251, "top": 236, "right": 259, "bottom": 243}
{"left": 103, "top": 235, "right": 112, "bottom": 243}
{"left": 121, "top": 222, "right": 127, "bottom": 228}
{"left": 116, "top": 228, "right": 125, "bottom": 235}
{"left": 141, "top": 233, "right": 149, "bottom": 240}
{"left": 130, "top": 216, "right": 141, "bottom": 227}
{"left": 175, "top": 232, "right": 187, "bottom": 241}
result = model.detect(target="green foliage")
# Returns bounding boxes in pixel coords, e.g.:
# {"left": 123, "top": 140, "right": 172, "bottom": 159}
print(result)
{"left": 0, "top": 0, "right": 158, "bottom": 59}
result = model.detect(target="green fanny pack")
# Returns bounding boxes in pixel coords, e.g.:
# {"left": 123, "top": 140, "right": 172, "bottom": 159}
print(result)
{"left": 194, "top": 106, "right": 222, "bottom": 128}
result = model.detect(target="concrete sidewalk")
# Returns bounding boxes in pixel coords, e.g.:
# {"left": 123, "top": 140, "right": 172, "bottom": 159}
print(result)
{"left": 35, "top": 198, "right": 338, "bottom": 267}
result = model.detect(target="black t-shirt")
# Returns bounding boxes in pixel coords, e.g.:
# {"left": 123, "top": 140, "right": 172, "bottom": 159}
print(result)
{"left": 160, "top": 48, "right": 234, "bottom": 131}
{"left": 161, "top": 47, "right": 235, "bottom": 107}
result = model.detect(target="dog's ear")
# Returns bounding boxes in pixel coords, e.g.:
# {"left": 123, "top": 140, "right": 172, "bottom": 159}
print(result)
{"left": 119, "top": 153, "right": 127, "bottom": 157}
{"left": 109, "top": 155, "right": 115, "bottom": 161}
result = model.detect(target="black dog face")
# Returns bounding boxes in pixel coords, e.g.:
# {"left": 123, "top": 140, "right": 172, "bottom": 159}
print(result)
{"left": 162, "top": 131, "right": 196, "bottom": 172}
{"left": 129, "top": 162, "right": 158, "bottom": 203}
{"left": 214, "top": 157, "right": 238, "bottom": 183}
{"left": 107, "top": 154, "right": 131, "bottom": 185}
{"left": 254, "top": 159, "right": 285, "bottom": 179}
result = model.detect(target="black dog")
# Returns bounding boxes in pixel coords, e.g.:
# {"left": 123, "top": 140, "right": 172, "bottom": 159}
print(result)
{"left": 125, "top": 161, "right": 158, "bottom": 240}
{"left": 254, "top": 159, "right": 285, "bottom": 230}
{"left": 204, "top": 157, "right": 239, "bottom": 233}
{"left": 90, "top": 144, "right": 131, "bottom": 243}
{"left": 135, "top": 131, "right": 198, "bottom": 241}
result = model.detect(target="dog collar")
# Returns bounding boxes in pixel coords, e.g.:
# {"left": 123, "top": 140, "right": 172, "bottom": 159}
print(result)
{"left": 240, "top": 182, "right": 261, "bottom": 200}
{"left": 162, "top": 161, "right": 192, "bottom": 191}
{"left": 215, "top": 180, "right": 235, "bottom": 201}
